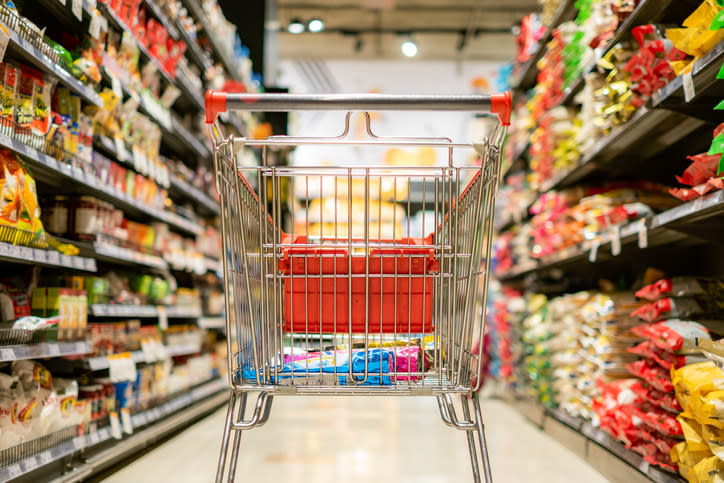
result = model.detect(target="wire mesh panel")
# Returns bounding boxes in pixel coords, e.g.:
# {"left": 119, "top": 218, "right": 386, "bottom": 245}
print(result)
{"left": 212, "top": 112, "right": 503, "bottom": 396}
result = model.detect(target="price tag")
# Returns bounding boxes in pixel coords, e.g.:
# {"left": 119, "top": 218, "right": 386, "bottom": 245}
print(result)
{"left": 638, "top": 219, "right": 648, "bottom": 249}
{"left": 72, "top": 0, "right": 83, "bottom": 20}
{"left": 57, "top": 0, "right": 66, "bottom": 5}
{"left": 84, "top": 258, "right": 96, "bottom": 271}
{"left": 32, "top": 248, "right": 47, "bottom": 263}
{"left": 109, "top": 411, "right": 123, "bottom": 439}
{"left": 72, "top": 436, "right": 85, "bottom": 450}
{"left": 611, "top": 226, "right": 621, "bottom": 256}
{"left": 47, "top": 251, "right": 60, "bottom": 266}
{"left": 60, "top": 255, "right": 74, "bottom": 267}
{"left": 121, "top": 408, "right": 134, "bottom": 434}
{"left": 24, "top": 457, "right": 38, "bottom": 471}
{"left": 683, "top": 72, "right": 695, "bottom": 102}
{"left": 114, "top": 137, "right": 129, "bottom": 162}
{"left": 588, "top": 239, "right": 600, "bottom": 263}
{"left": 111, "top": 74, "right": 123, "bottom": 100}
{"left": 89, "top": 10, "right": 102, "bottom": 39}
{"left": 6, "top": 464, "right": 21, "bottom": 478}
{"left": 0, "top": 26, "right": 10, "bottom": 63}
{"left": 72, "top": 257, "right": 85, "bottom": 270}
{"left": 39, "top": 451, "right": 52, "bottom": 465}
{"left": 157, "top": 306, "right": 168, "bottom": 331}
{"left": 47, "top": 344, "right": 61, "bottom": 356}
{"left": 1, "top": 348, "right": 14, "bottom": 360}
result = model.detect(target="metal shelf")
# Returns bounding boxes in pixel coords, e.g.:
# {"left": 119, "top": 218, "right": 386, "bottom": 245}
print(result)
{"left": 0, "top": 379, "right": 225, "bottom": 482}
{"left": 175, "top": 17, "right": 213, "bottom": 71}
{"left": 0, "top": 341, "right": 91, "bottom": 362}
{"left": 510, "top": 0, "right": 578, "bottom": 91}
{"left": 0, "top": 130, "right": 201, "bottom": 237}
{"left": 0, "top": 241, "right": 96, "bottom": 272}
{"left": 197, "top": 316, "right": 225, "bottom": 330}
{"left": 558, "top": 0, "right": 675, "bottom": 106}
{"left": 181, "top": 0, "right": 242, "bottom": 82}
{"left": 169, "top": 176, "right": 220, "bottom": 216}
{"left": 0, "top": 11, "right": 102, "bottom": 107}
{"left": 143, "top": 0, "right": 180, "bottom": 39}
{"left": 89, "top": 304, "right": 202, "bottom": 318}
{"left": 498, "top": 189, "right": 724, "bottom": 281}
{"left": 509, "top": 397, "right": 684, "bottom": 483}
{"left": 89, "top": 241, "right": 168, "bottom": 270}
{"left": 85, "top": 343, "right": 202, "bottom": 370}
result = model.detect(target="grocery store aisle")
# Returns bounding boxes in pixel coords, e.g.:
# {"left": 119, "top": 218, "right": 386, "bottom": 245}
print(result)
{"left": 103, "top": 395, "right": 608, "bottom": 483}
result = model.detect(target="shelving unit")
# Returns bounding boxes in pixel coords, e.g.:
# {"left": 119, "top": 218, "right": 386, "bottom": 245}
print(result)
{"left": 0, "top": 0, "right": 249, "bottom": 479}
{"left": 508, "top": 396, "right": 684, "bottom": 483}
{"left": 495, "top": 2, "right": 724, "bottom": 480}
{"left": 0, "top": 379, "right": 226, "bottom": 482}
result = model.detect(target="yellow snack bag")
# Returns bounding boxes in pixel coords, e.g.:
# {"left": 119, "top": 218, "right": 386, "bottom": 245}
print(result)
{"left": 679, "top": 411, "right": 711, "bottom": 453}
{"left": 672, "top": 362, "right": 724, "bottom": 411}
{"left": 671, "top": 441, "right": 713, "bottom": 483}
{"left": 701, "top": 423, "right": 724, "bottom": 460}
{"left": 692, "top": 455, "right": 724, "bottom": 483}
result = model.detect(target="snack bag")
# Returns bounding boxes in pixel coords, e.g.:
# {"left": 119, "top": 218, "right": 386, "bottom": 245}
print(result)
{"left": 0, "top": 63, "right": 19, "bottom": 128}
{"left": 672, "top": 362, "right": 724, "bottom": 412}
{"left": 636, "top": 277, "right": 724, "bottom": 301}
{"left": 630, "top": 320, "right": 710, "bottom": 353}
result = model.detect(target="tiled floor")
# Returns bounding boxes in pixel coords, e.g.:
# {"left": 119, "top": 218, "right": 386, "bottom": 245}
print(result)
{"left": 103, "top": 395, "right": 609, "bottom": 482}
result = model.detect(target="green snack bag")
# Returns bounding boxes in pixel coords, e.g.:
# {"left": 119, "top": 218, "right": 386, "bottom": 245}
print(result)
{"left": 708, "top": 134, "right": 724, "bottom": 156}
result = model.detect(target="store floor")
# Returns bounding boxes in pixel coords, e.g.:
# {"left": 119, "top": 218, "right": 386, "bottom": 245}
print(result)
{"left": 103, "top": 395, "right": 609, "bottom": 483}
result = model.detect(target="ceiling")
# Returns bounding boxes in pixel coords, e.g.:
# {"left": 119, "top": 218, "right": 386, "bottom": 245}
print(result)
{"left": 275, "top": 0, "right": 541, "bottom": 61}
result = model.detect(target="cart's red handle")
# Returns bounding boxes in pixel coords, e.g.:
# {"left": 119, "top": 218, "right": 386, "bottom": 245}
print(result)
{"left": 206, "top": 91, "right": 512, "bottom": 126}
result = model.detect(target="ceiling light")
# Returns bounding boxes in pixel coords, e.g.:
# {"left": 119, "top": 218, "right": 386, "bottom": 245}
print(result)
{"left": 308, "top": 18, "right": 324, "bottom": 33}
{"left": 401, "top": 40, "right": 417, "bottom": 57}
{"left": 288, "top": 18, "right": 305, "bottom": 34}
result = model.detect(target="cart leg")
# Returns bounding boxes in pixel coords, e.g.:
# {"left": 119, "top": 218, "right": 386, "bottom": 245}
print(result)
{"left": 226, "top": 392, "right": 248, "bottom": 483}
{"left": 472, "top": 392, "right": 493, "bottom": 483}
{"left": 461, "top": 394, "right": 481, "bottom": 482}
{"left": 216, "top": 391, "right": 238, "bottom": 483}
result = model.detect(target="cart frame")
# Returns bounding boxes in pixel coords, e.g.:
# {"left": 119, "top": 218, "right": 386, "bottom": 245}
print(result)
{"left": 206, "top": 91, "right": 510, "bottom": 483}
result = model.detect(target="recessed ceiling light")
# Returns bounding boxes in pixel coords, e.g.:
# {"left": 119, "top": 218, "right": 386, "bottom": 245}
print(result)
{"left": 308, "top": 18, "right": 324, "bottom": 32}
{"left": 401, "top": 40, "right": 418, "bottom": 57}
{"left": 288, "top": 18, "right": 305, "bottom": 34}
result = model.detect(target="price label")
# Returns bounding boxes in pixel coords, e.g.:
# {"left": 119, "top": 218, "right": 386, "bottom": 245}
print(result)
{"left": 89, "top": 10, "right": 102, "bottom": 39}
{"left": 72, "top": 0, "right": 83, "bottom": 20}
{"left": 0, "top": 25, "right": 10, "bottom": 63}
{"left": 610, "top": 226, "right": 621, "bottom": 256}
{"left": 47, "top": 344, "right": 61, "bottom": 356}
{"left": 109, "top": 411, "right": 123, "bottom": 440}
{"left": 588, "top": 239, "right": 600, "bottom": 263}
{"left": 72, "top": 436, "right": 85, "bottom": 450}
{"left": 84, "top": 258, "right": 96, "bottom": 271}
{"left": 1, "top": 348, "right": 14, "bottom": 360}
{"left": 6, "top": 464, "right": 21, "bottom": 478}
{"left": 157, "top": 306, "right": 168, "bottom": 331}
{"left": 121, "top": 408, "right": 134, "bottom": 434}
{"left": 32, "top": 248, "right": 47, "bottom": 263}
{"left": 24, "top": 457, "right": 38, "bottom": 470}
{"left": 39, "top": 451, "right": 52, "bottom": 465}
{"left": 57, "top": 0, "right": 66, "bottom": 5}
{"left": 72, "top": 257, "right": 85, "bottom": 270}
{"left": 47, "top": 251, "right": 60, "bottom": 265}
{"left": 683, "top": 72, "right": 695, "bottom": 102}
{"left": 111, "top": 74, "right": 123, "bottom": 100}
{"left": 638, "top": 219, "right": 648, "bottom": 249}
{"left": 60, "top": 255, "right": 74, "bottom": 267}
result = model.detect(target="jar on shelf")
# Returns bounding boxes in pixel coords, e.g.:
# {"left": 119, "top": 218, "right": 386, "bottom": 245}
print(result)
{"left": 44, "top": 195, "right": 70, "bottom": 236}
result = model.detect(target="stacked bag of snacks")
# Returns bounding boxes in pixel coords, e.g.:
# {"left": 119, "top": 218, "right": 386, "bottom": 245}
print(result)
{"left": 670, "top": 123, "right": 724, "bottom": 201}
{"left": 671, "top": 339, "right": 724, "bottom": 481}
{"left": 486, "top": 284, "right": 526, "bottom": 392}
{"left": 571, "top": 292, "right": 643, "bottom": 421}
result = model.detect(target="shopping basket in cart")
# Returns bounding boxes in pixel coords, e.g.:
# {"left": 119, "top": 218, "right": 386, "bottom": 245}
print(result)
{"left": 206, "top": 91, "right": 510, "bottom": 483}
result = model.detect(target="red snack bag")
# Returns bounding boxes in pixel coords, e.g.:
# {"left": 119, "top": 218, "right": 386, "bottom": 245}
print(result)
{"left": 675, "top": 153, "right": 721, "bottom": 186}
{"left": 630, "top": 320, "right": 710, "bottom": 353}
{"left": 625, "top": 359, "right": 674, "bottom": 393}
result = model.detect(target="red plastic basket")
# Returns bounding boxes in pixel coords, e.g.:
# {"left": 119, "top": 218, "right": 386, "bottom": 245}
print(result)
{"left": 278, "top": 235, "right": 438, "bottom": 333}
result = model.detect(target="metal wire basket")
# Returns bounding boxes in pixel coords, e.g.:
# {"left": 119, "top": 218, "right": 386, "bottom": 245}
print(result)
{"left": 207, "top": 91, "right": 510, "bottom": 483}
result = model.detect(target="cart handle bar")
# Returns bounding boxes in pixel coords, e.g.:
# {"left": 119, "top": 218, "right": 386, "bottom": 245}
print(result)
{"left": 205, "top": 91, "right": 511, "bottom": 126}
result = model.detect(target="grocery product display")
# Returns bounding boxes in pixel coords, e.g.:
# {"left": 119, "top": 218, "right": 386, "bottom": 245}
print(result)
{"left": 0, "top": 0, "right": 259, "bottom": 480}
{"left": 490, "top": 0, "right": 724, "bottom": 481}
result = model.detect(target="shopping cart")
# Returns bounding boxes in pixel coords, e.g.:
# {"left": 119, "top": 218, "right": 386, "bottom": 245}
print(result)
{"left": 206, "top": 91, "right": 510, "bottom": 483}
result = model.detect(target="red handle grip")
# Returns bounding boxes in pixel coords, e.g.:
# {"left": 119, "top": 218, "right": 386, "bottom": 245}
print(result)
{"left": 490, "top": 91, "right": 512, "bottom": 126}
